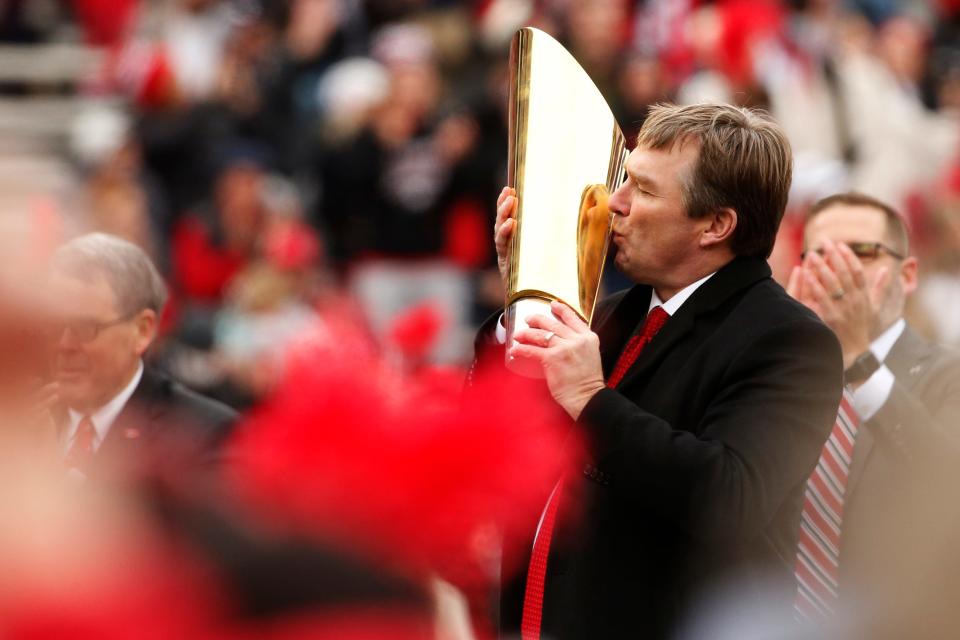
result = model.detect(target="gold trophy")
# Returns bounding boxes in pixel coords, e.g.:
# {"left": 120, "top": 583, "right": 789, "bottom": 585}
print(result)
{"left": 505, "top": 27, "right": 629, "bottom": 377}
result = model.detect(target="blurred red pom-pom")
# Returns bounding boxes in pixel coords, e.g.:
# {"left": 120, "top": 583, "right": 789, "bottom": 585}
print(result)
{"left": 386, "top": 303, "right": 446, "bottom": 363}
{"left": 226, "top": 334, "right": 576, "bottom": 589}
{"left": 264, "top": 221, "right": 322, "bottom": 271}
{"left": 0, "top": 542, "right": 219, "bottom": 640}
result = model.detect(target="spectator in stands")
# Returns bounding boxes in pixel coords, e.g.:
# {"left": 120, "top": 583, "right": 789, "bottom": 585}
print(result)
{"left": 320, "top": 23, "right": 479, "bottom": 362}
{"left": 563, "top": 0, "right": 632, "bottom": 99}
{"left": 213, "top": 179, "right": 325, "bottom": 405}
{"left": 86, "top": 175, "right": 157, "bottom": 260}
{"left": 163, "top": 0, "right": 236, "bottom": 102}
{"left": 172, "top": 143, "right": 269, "bottom": 305}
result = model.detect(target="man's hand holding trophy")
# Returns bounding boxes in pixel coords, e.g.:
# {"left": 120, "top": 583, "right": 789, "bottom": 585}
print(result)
{"left": 495, "top": 28, "right": 628, "bottom": 419}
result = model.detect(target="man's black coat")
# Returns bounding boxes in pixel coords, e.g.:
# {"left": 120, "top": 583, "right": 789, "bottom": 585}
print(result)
{"left": 80, "top": 366, "right": 237, "bottom": 479}
{"left": 477, "top": 256, "right": 843, "bottom": 639}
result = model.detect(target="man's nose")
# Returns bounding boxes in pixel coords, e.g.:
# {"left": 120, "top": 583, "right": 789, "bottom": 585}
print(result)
{"left": 57, "top": 328, "right": 81, "bottom": 349}
{"left": 608, "top": 182, "right": 629, "bottom": 217}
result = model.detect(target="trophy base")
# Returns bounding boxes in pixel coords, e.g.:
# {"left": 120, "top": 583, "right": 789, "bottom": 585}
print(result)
{"left": 504, "top": 297, "right": 556, "bottom": 378}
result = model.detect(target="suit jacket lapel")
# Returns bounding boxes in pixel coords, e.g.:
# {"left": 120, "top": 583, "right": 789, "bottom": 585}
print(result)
{"left": 845, "top": 421, "right": 874, "bottom": 499}
{"left": 97, "top": 369, "right": 165, "bottom": 461}
{"left": 606, "top": 257, "right": 772, "bottom": 390}
{"left": 882, "top": 326, "right": 930, "bottom": 380}
{"left": 847, "top": 326, "right": 929, "bottom": 495}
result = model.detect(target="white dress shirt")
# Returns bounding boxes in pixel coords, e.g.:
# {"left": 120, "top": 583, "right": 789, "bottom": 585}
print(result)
{"left": 851, "top": 318, "right": 905, "bottom": 421}
{"left": 648, "top": 271, "right": 716, "bottom": 317}
{"left": 63, "top": 360, "right": 144, "bottom": 454}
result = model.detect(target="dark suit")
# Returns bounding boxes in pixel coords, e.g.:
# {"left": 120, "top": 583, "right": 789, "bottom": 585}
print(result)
{"left": 839, "top": 327, "right": 960, "bottom": 627}
{"left": 81, "top": 366, "right": 237, "bottom": 480}
{"left": 476, "top": 257, "right": 843, "bottom": 639}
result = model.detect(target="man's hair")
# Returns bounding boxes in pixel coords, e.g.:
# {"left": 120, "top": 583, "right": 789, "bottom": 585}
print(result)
{"left": 52, "top": 233, "right": 168, "bottom": 316}
{"left": 807, "top": 192, "right": 910, "bottom": 256}
{"left": 636, "top": 103, "right": 793, "bottom": 258}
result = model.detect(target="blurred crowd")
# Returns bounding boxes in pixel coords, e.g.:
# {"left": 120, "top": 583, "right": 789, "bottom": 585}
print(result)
{"left": 2, "top": 0, "right": 960, "bottom": 406}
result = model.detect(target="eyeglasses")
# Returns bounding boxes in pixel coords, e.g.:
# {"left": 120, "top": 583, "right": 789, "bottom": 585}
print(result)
{"left": 47, "top": 312, "right": 137, "bottom": 343}
{"left": 801, "top": 241, "right": 905, "bottom": 262}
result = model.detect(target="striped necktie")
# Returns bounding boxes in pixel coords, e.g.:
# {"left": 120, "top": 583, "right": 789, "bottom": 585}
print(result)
{"left": 794, "top": 389, "right": 860, "bottom": 619}
{"left": 520, "top": 306, "right": 669, "bottom": 639}
{"left": 65, "top": 415, "right": 96, "bottom": 472}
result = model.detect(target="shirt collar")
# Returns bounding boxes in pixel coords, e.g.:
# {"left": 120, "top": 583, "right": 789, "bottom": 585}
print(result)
{"left": 870, "top": 318, "right": 906, "bottom": 363}
{"left": 66, "top": 360, "right": 144, "bottom": 451}
{"left": 649, "top": 271, "right": 717, "bottom": 316}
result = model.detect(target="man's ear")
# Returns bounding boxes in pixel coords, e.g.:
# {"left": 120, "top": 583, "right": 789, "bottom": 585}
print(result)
{"left": 699, "top": 207, "right": 737, "bottom": 249}
{"left": 900, "top": 255, "right": 919, "bottom": 296}
{"left": 133, "top": 309, "right": 158, "bottom": 356}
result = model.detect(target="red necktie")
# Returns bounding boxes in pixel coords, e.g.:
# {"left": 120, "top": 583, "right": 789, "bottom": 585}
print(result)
{"left": 520, "top": 480, "right": 564, "bottom": 640}
{"left": 607, "top": 305, "right": 670, "bottom": 389}
{"left": 66, "top": 415, "right": 96, "bottom": 472}
{"left": 520, "top": 306, "right": 670, "bottom": 639}
{"left": 794, "top": 389, "right": 860, "bottom": 619}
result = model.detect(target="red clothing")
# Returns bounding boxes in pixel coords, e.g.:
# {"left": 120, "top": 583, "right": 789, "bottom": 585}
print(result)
{"left": 172, "top": 216, "right": 247, "bottom": 303}
{"left": 72, "top": 0, "right": 139, "bottom": 47}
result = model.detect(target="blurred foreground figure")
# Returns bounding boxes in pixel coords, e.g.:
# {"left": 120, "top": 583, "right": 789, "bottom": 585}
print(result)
{"left": 0, "top": 257, "right": 569, "bottom": 637}
{"left": 48, "top": 232, "right": 236, "bottom": 481}
{"left": 226, "top": 318, "right": 574, "bottom": 637}
{"left": 789, "top": 193, "right": 960, "bottom": 637}
{"left": 478, "top": 103, "right": 843, "bottom": 639}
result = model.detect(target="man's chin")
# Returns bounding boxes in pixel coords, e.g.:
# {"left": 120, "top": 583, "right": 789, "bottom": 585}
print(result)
{"left": 612, "top": 254, "right": 633, "bottom": 277}
{"left": 612, "top": 250, "right": 626, "bottom": 270}
{"left": 54, "top": 377, "right": 87, "bottom": 405}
